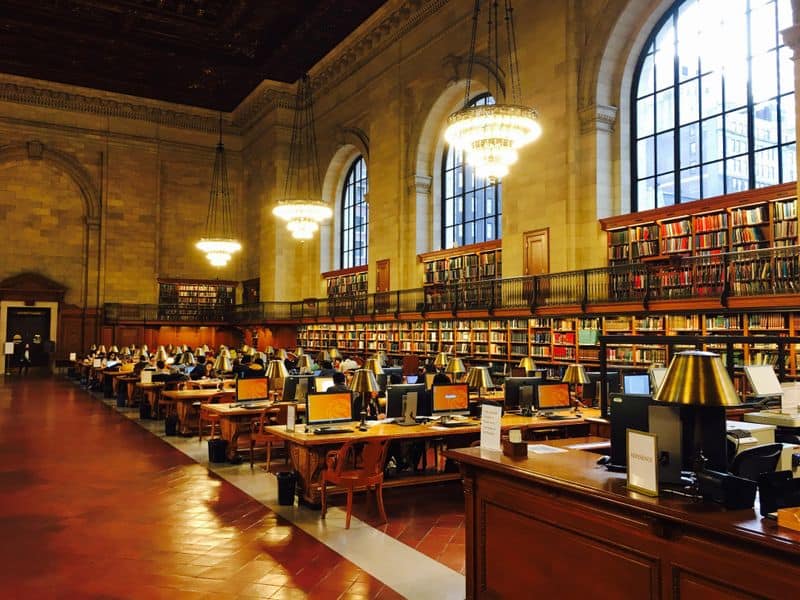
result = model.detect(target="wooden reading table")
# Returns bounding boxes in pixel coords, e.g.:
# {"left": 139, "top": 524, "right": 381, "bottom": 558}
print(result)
{"left": 447, "top": 444, "right": 800, "bottom": 599}
{"left": 266, "top": 408, "right": 602, "bottom": 505}
{"left": 160, "top": 388, "right": 236, "bottom": 435}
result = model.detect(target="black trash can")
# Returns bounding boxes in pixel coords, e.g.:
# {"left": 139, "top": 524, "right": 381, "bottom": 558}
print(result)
{"left": 116, "top": 385, "right": 127, "bottom": 408}
{"left": 165, "top": 414, "right": 178, "bottom": 436}
{"left": 276, "top": 471, "right": 296, "bottom": 506}
{"left": 208, "top": 438, "right": 228, "bottom": 463}
{"left": 139, "top": 401, "right": 151, "bottom": 420}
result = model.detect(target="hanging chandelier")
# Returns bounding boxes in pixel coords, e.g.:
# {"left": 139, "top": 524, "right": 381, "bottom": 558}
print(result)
{"left": 272, "top": 75, "right": 332, "bottom": 240}
{"left": 444, "top": 0, "right": 541, "bottom": 183}
{"left": 196, "top": 115, "right": 241, "bottom": 266}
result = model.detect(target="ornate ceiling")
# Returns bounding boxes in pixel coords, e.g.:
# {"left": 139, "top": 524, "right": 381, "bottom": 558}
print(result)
{"left": 0, "top": 0, "right": 387, "bottom": 110}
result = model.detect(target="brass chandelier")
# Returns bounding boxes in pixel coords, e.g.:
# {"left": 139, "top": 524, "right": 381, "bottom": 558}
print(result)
{"left": 444, "top": 0, "right": 541, "bottom": 183}
{"left": 272, "top": 75, "right": 332, "bottom": 240}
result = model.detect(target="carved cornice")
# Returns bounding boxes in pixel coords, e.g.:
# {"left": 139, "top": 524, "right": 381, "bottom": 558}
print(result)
{"left": 781, "top": 24, "right": 800, "bottom": 59}
{"left": 231, "top": 80, "right": 296, "bottom": 131}
{"left": 310, "top": 0, "right": 450, "bottom": 94}
{"left": 0, "top": 75, "right": 232, "bottom": 134}
{"left": 407, "top": 174, "right": 432, "bottom": 196}
{"left": 579, "top": 104, "right": 618, "bottom": 134}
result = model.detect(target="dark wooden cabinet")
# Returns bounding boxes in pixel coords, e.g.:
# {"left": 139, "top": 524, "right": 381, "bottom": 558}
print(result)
{"left": 448, "top": 447, "right": 800, "bottom": 599}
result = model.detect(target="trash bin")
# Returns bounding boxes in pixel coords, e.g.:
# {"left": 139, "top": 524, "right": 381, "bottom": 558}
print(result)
{"left": 208, "top": 438, "right": 228, "bottom": 463}
{"left": 165, "top": 414, "right": 178, "bottom": 436}
{"left": 139, "top": 402, "right": 151, "bottom": 420}
{"left": 116, "top": 385, "right": 127, "bottom": 407}
{"left": 276, "top": 471, "right": 296, "bottom": 506}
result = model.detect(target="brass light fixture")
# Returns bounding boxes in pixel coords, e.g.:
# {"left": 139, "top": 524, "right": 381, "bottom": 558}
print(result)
{"left": 272, "top": 75, "right": 332, "bottom": 239}
{"left": 444, "top": 0, "right": 541, "bottom": 182}
{"left": 266, "top": 359, "right": 289, "bottom": 393}
{"left": 364, "top": 358, "right": 384, "bottom": 376}
{"left": 466, "top": 366, "right": 494, "bottom": 401}
{"left": 433, "top": 352, "right": 449, "bottom": 370}
{"left": 445, "top": 357, "right": 466, "bottom": 381}
{"left": 562, "top": 364, "right": 590, "bottom": 408}
{"left": 328, "top": 348, "right": 342, "bottom": 361}
{"left": 518, "top": 356, "right": 537, "bottom": 373}
{"left": 296, "top": 354, "right": 312, "bottom": 372}
{"left": 655, "top": 351, "right": 740, "bottom": 407}
{"left": 196, "top": 114, "right": 241, "bottom": 267}
{"left": 349, "top": 368, "right": 379, "bottom": 431}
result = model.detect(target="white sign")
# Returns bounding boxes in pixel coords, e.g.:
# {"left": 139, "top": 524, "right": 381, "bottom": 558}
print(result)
{"left": 480, "top": 403, "right": 502, "bottom": 451}
{"left": 286, "top": 404, "right": 296, "bottom": 432}
{"left": 92, "top": 358, "right": 102, "bottom": 368}
{"left": 781, "top": 382, "right": 800, "bottom": 415}
{"left": 69, "top": 352, "right": 77, "bottom": 361}
{"left": 4, "top": 342, "right": 14, "bottom": 355}
{"left": 140, "top": 369, "right": 152, "bottom": 384}
{"left": 627, "top": 429, "right": 659, "bottom": 497}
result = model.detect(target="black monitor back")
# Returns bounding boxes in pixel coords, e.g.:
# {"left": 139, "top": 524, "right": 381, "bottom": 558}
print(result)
{"left": 609, "top": 394, "right": 653, "bottom": 467}
{"left": 504, "top": 377, "right": 542, "bottom": 411}
{"left": 386, "top": 383, "right": 428, "bottom": 417}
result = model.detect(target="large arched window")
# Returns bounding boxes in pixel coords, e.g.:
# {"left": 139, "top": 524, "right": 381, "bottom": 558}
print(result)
{"left": 441, "top": 94, "right": 502, "bottom": 248}
{"left": 633, "top": 0, "right": 795, "bottom": 211}
{"left": 340, "top": 156, "right": 368, "bottom": 269}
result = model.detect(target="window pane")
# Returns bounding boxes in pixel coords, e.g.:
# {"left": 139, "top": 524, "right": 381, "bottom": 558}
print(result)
{"left": 638, "top": 53, "right": 655, "bottom": 97}
{"left": 702, "top": 116, "right": 723, "bottom": 162}
{"left": 779, "top": 46, "right": 794, "bottom": 94}
{"left": 755, "top": 148, "right": 779, "bottom": 186}
{"left": 656, "top": 174, "right": 676, "bottom": 206}
{"left": 703, "top": 161, "right": 724, "bottom": 197}
{"left": 727, "top": 155, "right": 749, "bottom": 192}
{"left": 680, "top": 167, "right": 701, "bottom": 202}
{"left": 637, "top": 178, "right": 656, "bottom": 211}
{"left": 726, "top": 109, "right": 748, "bottom": 155}
{"left": 638, "top": 138, "right": 655, "bottom": 177}
{"left": 782, "top": 143, "right": 797, "bottom": 181}
{"left": 637, "top": 96, "right": 655, "bottom": 138}
{"left": 656, "top": 89, "right": 674, "bottom": 132}
{"left": 752, "top": 51, "right": 778, "bottom": 104}
{"left": 340, "top": 156, "right": 368, "bottom": 268}
{"left": 700, "top": 72, "right": 722, "bottom": 117}
{"left": 677, "top": 0, "right": 700, "bottom": 81}
{"left": 751, "top": 4, "right": 777, "bottom": 56}
{"left": 656, "top": 132, "right": 674, "bottom": 174}
{"left": 680, "top": 123, "right": 699, "bottom": 167}
{"left": 723, "top": 61, "right": 748, "bottom": 110}
{"left": 754, "top": 99, "right": 778, "bottom": 149}
{"left": 679, "top": 79, "right": 699, "bottom": 125}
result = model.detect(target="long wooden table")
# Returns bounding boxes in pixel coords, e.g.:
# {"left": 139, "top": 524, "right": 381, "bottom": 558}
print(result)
{"left": 202, "top": 401, "right": 296, "bottom": 461}
{"left": 160, "top": 388, "right": 236, "bottom": 435}
{"left": 447, "top": 444, "right": 800, "bottom": 599}
{"left": 266, "top": 409, "right": 602, "bottom": 505}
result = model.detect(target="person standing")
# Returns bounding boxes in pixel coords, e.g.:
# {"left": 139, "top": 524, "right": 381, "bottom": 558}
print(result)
{"left": 18, "top": 344, "right": 31, "bottom": 375}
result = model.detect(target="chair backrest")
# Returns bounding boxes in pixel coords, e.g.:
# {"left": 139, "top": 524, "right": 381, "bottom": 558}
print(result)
{"left": 331, "top": 438, "right": 391, "bottom": 479}
{"left": 730, "top": 443, "right": 782, "bottom": 481}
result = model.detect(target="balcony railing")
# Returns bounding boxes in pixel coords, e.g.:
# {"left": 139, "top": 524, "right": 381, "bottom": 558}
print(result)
{"left": 104, "top": 245, "right": 800, "bottom": 324}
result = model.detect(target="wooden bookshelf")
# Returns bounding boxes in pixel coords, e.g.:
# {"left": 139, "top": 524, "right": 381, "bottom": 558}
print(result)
{"left": 323, "top": 266, "right": 368, "bottom": 298}
{"left": 418, "top": 240, "right": 502, "bottom": 309}
{"left": 157, "top": 278, "right": 236, "bottom": 321}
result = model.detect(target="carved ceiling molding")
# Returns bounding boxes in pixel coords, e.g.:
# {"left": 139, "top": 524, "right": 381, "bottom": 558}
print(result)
{"left": 311, "top": 0, "right": 449, "bottom": 93}
{"left": 231, "top": 82, "right": 297, "bottom": 131}
{"left": 0, "top": 76, "right": 235, "bottom": 135}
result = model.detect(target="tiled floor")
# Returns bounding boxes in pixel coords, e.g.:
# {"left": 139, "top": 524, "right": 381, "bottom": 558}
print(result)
{"left": 0, "top": 375, "right": 466, "bottom": 599}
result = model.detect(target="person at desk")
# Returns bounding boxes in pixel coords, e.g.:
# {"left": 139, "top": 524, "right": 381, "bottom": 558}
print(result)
{"left": 318, "top": 361, "right": 337, "bottom": 377}
{"left": 432, "top": 371, "right": 451, "bottom": 385}
{"left": 189, "top": 356, "right": 207, "bottom": 380}
{"left": 339, "top": 355, "right": 359, "bottom": 373}
{"left": 242, "top": 357, "right": 265, "bottom": 378}
{"left": 326, "top": 372, "right": 350, "bottom": 393}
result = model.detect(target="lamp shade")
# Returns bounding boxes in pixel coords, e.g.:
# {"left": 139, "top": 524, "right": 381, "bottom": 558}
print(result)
{"left": 155, "top": 346, "right": 169, "bottom": 363}
{"left": 179, "top": 352, "right": 196, "bottom": 366}
{"left": 213, "top": 354, "right": 232, "bottom": 372}
{"left": 349, "top": 369, "right": 379, "bottom": 393}
{"left": 109, "top": 345, "right": 119, "bottom": 354}
{"left": 295, "top": 347, "right": 304, "bottom": 356}
{"left": 364, "top": 358, "right": 384, "bottom": 375}
{"left": 433, "top": 352, "right": 449, "bottom": 369}
{"left": 296, "top": 354, "right": 312, "bottom": 371}
{"left": 466, "top": 366, "right": 493, "bottom": 390}
{"left": 655, "top": 351, "right": 740, "bottom": 407}
{"left": 374, "top": 351, "right": 388, "bottom": 366}
{"left": 316, "top": 350, "right": 330, "bottom": 363}
{"left": 98, "top": 345, "right": 107, "bottom": 355}
{"left": 562, "top": 364, "right": 590, "bottom": 385}
{"left": 328, "top": 348, "right": 342, "bottom": 361}
{"left": 121, "top": 347, "right": 131, "bottom": 358}
{"left": 518, "top": 357, "right": 537, "bottom": 372}
{"left": 275, "top": 349, "right": 288, "bottom": 360}
{"left": 445, "top": 357, "right": 466, "bottom": 376}
{"left": 265, "top": 359, "right": 289, "bottom": 380}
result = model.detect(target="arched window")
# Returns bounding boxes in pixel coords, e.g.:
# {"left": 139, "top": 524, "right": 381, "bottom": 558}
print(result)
{"left": 442, "top": 94, "right": 502, "bottom": 248}
{"left": 340, "top": 156, "right": 368, "bottom": 269}
{"left": 633, "top": 0, "right": 795, "bottom": 211}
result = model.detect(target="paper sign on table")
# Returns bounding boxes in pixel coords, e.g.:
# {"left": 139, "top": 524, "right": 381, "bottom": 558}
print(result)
{"left": 480, "top": 403, "right": 502, "bottom": 451}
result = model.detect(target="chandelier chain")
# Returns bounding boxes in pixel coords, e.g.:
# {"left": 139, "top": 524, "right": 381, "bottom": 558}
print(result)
{"left": 463, "top": 0, "right": 481, "bottom": 107}
{"left": 504, "top": 0, "right": 522, "bottom": 104}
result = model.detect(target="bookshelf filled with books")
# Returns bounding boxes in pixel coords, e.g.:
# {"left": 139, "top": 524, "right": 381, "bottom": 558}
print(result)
{"left": 419, "top": 240, "right": 502, "bottom": 309}
{"left": 157, "top": 279, "right": 236, "bottom": 321}
{"left": 295, "top": 310, "right": 800, "bottom": 378}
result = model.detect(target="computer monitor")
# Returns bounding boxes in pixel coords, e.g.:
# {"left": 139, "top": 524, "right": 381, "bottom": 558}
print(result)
{"left": 405, "top": 375, "right": 419, "bottom": 384}
{"left": 306, "top": 392, "right": 353, "bottom": 425}
{"left": 649, "top": 367, "right": 668, "bottom": 395}
{"left": 383, "top": 367, "right": 402, "bottom": 382}
{"left": 623, "top": 373, "right": 651, "bottom": 396}
{"left": 583, "top": 371, "right": 602, "bottom": 403}
{"left": 431, "top": 383, "right": 469, "bottom": 414}
{"left": 283, "top": 375, "right": 313, "bottom": 403}
{"left": 313, "top": 376, "right": 334, "bottom": 393}
{"left": 504, "top": 377, "right": 542, "bottom": 412}
{"left": 387, "top": 383, "right": 427, "bottom": 417}
{"left": 744, "top": 365, "right": 782, "bottom": 397}
{"left": 236, "top": 377, "right": 268, "bottom": 403}
{"left": 535, "top": 382, "right": 571, "bottom": 411}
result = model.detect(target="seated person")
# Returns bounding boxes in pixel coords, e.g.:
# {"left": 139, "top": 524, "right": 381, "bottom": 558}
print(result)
{"left": 318, "top": 360, "right": 337, "bottom": 377}
{"left": 326, "top": 372, "right": 350, "bottom": 393}
{"left": 242, "top": 357, "right": 265, "bottom": 378}
{"left": 432, "top": 371, "right": 451, "bottom": 385}
{"left": 340, "top": 355, "right": 360, "bottom": 372}
{"left": 189, "top": 357, "right": 207, "bottom": 380}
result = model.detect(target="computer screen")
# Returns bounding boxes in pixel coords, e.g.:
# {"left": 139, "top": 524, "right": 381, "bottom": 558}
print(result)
{"left": 283, "top": 375, "right": 312, "bottom": 403}
{"left": 314, "top": 376, "right": 334, "bottom": 393}
{"left": 432, "top": 383, "right": 469, "bottom": 414}
{"left": 383, "top": 367, "right": 402, "bottom": 381}
{"left": 405, "top": 375, "right": 419, "bottom": 384}
{"left": 306, "top": 392, "right": 353, "bottom": 425}
{"left": 744, "top": 365, "right": 782, "bottom": 397}
{"left": 236, "top": 377, "right": 268, "bottom": 402}
{"left": 387, "top": 383, "right": 427, "bottom": 417}
{"left": 623, "top": 373, "right": 651, "bottom": 396}
{"left": 504, "top": 377, "right": 542, "bottom": 411}
{"left": 535, "top": 382, "right": 571, "bottom": 410}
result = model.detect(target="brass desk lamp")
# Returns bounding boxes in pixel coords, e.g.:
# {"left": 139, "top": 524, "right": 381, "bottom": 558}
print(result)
{"left": 466, "top": 366, "right": 494, "bottom": 402}
{"left": 562, "top": 364, "right": 590, "bottom": 410}
{"left": 350, "top": 368, "right": 379, "bottom": 431}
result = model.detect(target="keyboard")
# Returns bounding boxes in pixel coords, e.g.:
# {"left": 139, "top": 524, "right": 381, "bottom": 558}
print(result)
{"left": 312, "top": 426, "right": 354, "bottom": 435}
{"left": 438, "top": 420, "right": 475, "bottom": 428}
{"left": 543, "top": 413, "right": 575, "bottom": 421}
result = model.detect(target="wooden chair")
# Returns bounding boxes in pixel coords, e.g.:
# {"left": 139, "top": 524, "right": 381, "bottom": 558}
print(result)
{"left": 198, "top": 392, "right": 226, "bottom": 441}
{"left": 321, "top": 438, "right": 391, "bottom": 529}
{"left": 156, "top": 380, "right": 185, "bottom": 420}
{"left": 249, "top": 403, "right": 294, "bottom": 471}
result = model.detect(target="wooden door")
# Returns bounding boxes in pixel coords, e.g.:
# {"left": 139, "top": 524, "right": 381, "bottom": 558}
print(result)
{"left": 376, "top": 259, "right": 390, "bottom": 313}
{"left": 523, "top": 229, "right": 549, "bottom": 275}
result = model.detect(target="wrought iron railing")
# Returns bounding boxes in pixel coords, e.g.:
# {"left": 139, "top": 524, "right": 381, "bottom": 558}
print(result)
{"left": 104, "top": 245, "right": 800, "bottom": 324}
